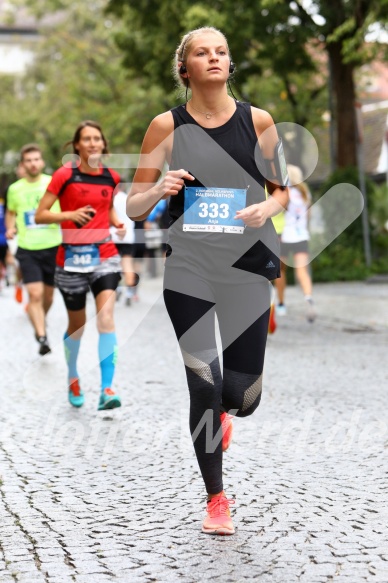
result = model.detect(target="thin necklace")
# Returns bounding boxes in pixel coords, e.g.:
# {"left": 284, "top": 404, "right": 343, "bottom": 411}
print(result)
{"left": 188, "top": 99, "right": 234, "bottom": 119}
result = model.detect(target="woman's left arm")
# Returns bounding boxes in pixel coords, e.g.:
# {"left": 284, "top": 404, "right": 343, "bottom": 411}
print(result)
{"left": 235, "top": 108, "right": 289, "bottom": 228}
{"left": 109, "top": 204, "right": 126, "bottom": 239}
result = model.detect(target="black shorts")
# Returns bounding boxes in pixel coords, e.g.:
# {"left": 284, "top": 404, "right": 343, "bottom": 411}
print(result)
{"left": 16, "top": 246, "right": 58, "bottom": 286}
{"left": 116, "top": 243, "right": 133, "bottom": 257}
{"left": 131, "top": 242, "right": 145, "bottom": 258}
{"left": 55, "top": 257, "right": 121, "bottom": 311}
{"left": 280, "top": 240, "right": 309, "bottom": 257}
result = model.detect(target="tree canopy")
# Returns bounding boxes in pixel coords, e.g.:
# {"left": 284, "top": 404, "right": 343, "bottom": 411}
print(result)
{"left": 0, "top": 0, "right": 166, "bottom": 176}
{"left": 1, "top": 0, "right": 387, "bottom": 178}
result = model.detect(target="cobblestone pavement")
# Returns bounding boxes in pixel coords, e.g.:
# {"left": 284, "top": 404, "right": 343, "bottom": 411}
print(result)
{"left": 0, "top": 275, "right": 387, "bottom": 583}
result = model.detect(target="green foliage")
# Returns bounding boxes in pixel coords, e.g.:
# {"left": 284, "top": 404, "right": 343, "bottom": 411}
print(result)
{"left": 369, "top": 183, "right": 388, "bottom": 235}
{"left": 0, "top": 0, "right": 167, "bottom": 176}
{"left": 312, "top": 168, "right": 388, "bottom": 281}
{"left": 320, "top": 167, "right": 372, "bottom": 246}
{"left": 182, "top": 5, "right": 227, "bottom": 32}
{"left": 1, "top": 0, "right": 387, "bottom": 206}
{"left": 312, "top": 243, "right": 369, "bottom": 282}
{"left": 368, "top": 183, "right": 388, "bottom": 265}
{"left": 108, "top": 0, "right": 314, "bottom": 96}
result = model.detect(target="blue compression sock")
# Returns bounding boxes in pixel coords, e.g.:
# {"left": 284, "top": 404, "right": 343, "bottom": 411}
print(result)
{"left": 64, "top": 332, "right": 81, "bottom": 380}
{"left": 98, "top": 332, "right": 118, "bottom": 391}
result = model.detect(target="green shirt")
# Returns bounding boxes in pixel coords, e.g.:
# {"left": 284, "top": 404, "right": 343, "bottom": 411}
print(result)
{"left": 272, "top": 210, "right": 285, "bottom": 236}
{"left": 7, "top": 174, "right": 62, "bottom": 250}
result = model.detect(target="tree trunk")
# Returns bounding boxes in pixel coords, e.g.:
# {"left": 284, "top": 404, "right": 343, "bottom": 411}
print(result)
{"left": 327, "top": 41, "right": 357, "bottom": 168}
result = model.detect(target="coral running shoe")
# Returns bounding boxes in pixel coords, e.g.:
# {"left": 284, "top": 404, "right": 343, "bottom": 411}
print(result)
{"left": 202, "top": 494, "right": 235, "bottom": 535}
{"left": 68, "top": 378, "right": 84, "bottom": 408}
{"left": 15, "top": 284, "right": 23, "bottom": 303}
{"left": 98, "top": 388, "right": 121, "bottom": 411}
{"left": 220, "top": 412, "right": 234, "bottom": 452}
{"left": 268, "top": 302, "right": 277, "bottom": 334}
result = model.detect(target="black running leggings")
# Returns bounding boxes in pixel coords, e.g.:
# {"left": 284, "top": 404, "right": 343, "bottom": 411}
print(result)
{"left": 164, "top": 275, "right": 270, "bottom": 494}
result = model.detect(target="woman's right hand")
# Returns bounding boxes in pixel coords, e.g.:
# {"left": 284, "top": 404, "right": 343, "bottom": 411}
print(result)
{"left": 70, "top": 206, "right": 96, "bottom": 227}
{"left": 5, "top": 227, "right": 16, "bottom": 240}
{"left": 157, "top": 169, "right": 194, "bottom": 198}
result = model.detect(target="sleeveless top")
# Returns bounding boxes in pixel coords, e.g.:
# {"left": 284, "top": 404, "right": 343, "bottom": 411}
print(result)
{"left": 281, "top": 185, "right": 311, "bottom": 243}
{"left": 165, "top": 101, "right": 280, "bottom": 283}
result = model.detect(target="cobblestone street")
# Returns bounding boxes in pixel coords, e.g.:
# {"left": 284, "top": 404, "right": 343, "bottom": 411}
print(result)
{"left": 0, "top": 276, "right": 387, "bottom": 583}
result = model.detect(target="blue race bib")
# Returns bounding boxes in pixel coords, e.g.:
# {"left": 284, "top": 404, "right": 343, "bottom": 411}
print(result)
{"left": 183, "top": 186, "right": 246, "bottom": 234}
{"left": 24, "top": 210, "right": 46, "bottom": 229}
{"left": 64, "top": 244, "right": 100, "bottom": 272}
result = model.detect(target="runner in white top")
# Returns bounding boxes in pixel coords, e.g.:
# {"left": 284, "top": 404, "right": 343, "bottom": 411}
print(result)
{"left": 110, "top": 190, "right": 137, "bottom": 306}
{"left": 281, "top": 186, "right": 311, "bottom": 244}
{"left": 278, "top": 165, "right": 316, "bottom": 322}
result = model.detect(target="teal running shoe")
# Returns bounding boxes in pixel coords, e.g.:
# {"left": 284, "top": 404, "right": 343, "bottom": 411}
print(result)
{"left": 68, "top": 378, "right": 84, "bottom": 408}
{"left": 98, "top": 388, "right": 121, "bottom": 411}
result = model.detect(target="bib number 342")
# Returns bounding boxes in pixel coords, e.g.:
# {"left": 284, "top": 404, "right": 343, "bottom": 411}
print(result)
{"left": 64, "top": 244, "right": 100, "bottom": 272}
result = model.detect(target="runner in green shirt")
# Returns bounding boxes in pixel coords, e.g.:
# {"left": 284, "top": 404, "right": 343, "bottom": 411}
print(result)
{"left": 6, "top": 144, "right": 62, "bottom": 355}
